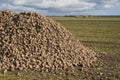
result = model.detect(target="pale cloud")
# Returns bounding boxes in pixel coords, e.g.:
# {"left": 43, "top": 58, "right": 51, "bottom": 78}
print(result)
{"left": 0, "top": 0, "right": 120, "bottom": 15}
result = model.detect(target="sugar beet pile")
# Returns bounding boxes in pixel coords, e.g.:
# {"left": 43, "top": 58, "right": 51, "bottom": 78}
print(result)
{"left": 0, "top": 11, "right": 97, "bottom": 72}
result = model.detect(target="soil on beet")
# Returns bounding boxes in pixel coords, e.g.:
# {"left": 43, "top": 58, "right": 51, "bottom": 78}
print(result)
{"left": 0, "top": 11, "right": 119, "bottom": 80}
{"left": 0, "top": 52, "right": 119, "bottom": 80}
{"left": 0, "top": 10, "right": 96, "bottom": 72}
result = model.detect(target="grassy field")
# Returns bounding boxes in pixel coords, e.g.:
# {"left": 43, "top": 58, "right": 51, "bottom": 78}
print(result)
{"left": 52, "top": 17, "right": 120, "bottom": 54}
{"left": 53, "top": 17, "right": 120, "bottom": 80}
{"left": 0, "top": 17, "right": 120, "bottom": 80}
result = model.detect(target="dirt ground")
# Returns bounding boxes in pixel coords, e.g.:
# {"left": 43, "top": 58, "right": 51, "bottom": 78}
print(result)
{"left": 80, "top": 53, "right": 120, "bottom": 80}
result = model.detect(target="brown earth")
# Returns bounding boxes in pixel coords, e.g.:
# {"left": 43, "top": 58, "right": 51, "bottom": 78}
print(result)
{"left": 80, "top": 53, "right": 120, "bottom": 80}
{"left": 0, "top": 10, "right": 97, "bottom": 73}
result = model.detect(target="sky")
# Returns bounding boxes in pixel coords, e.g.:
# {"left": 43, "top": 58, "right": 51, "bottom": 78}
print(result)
{"left": 0, "top": 0, "right": 120, "bottom": 16}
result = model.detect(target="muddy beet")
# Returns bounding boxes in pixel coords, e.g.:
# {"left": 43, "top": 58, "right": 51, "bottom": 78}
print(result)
{"left": 0, "top": 10, "right": 97, "bottom": 72}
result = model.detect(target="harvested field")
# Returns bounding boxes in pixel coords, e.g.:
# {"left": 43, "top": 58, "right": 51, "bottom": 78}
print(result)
{"left": 53, "top": 16, "right": 120, "bottom": 80}
{"left": 0, "top": 11, "right": 120, "bottom": 80}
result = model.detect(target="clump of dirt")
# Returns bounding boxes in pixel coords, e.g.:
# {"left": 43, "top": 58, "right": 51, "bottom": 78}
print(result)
{"left": 0, "top": 10, "right": 97, "bottom": 72}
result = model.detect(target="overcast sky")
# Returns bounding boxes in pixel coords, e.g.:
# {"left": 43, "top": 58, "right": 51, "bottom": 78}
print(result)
{"left": 0, "top": 0, "right": 120, "bottom": 16}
